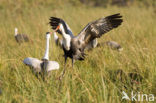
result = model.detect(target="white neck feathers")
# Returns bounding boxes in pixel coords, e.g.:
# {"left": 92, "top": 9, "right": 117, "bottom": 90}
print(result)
{"left": 14, "top": 28, "right": 18, "bottom": 36}
{"left": 54, "top": 32, "right": 59, "bottom": 41}
{"left": 60, "top": 24, "right": 68, "bottom": 38}
{"left": 60, "top": 24, "right": 71, "bottom": 50}
{"left": 42, "top": 34, "right": 50, "bottom": 60}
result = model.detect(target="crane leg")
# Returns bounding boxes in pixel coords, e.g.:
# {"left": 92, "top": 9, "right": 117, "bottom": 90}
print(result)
{"left": 41, "top": 60, "right": 48, "bottom": 81}
{"left": 72, "top": 58, "right": 75, "bottom": 69}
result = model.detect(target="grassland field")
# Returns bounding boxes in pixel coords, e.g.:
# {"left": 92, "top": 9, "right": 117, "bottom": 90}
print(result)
{"left": 0, "top": 1, "right": 156, "bottom": 103}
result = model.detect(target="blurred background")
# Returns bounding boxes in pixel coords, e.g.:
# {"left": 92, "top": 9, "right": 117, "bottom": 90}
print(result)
{"left": 0, "top": 0, "right": 156, "bottom": 103}
{"left": 1, "top": 0, "right": 155, "bottom": 7}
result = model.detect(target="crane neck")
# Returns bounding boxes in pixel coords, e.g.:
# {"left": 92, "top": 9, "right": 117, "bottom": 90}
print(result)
{"left": 59, "top": 24, "right": 71, "bottom": 50}
{"left": 60, "top": 24, "right": 71, "bottom": 39}
{"left": 42, "top": 34, "right": 50, "bottom": 60}
{"left": 14, "top": 28, "right": 18, "bottom": 36}
{"left": 54, "top": 32, "right": 59, "bottom": 41}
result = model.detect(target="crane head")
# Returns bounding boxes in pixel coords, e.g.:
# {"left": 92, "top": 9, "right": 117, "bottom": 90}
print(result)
{"left": 46, "top": 32, "right": 52, "bottom": 38}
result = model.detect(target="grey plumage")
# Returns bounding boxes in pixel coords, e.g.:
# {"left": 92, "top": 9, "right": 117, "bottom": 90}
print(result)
{"left": 106, "top": 41, "right": 123, "bottom": 51}
{"left": 72, "top": 13, "right": 123, "bottom": 60}
{"left": 15, "top": 34, "right": 29, "bottom": 43}
{"left": 74, "top": 13, "right": 123, "bottom": 51}
{"left": 23, "top": 57, "right": 59, "bottom": 73}
{"left": 97, "top": 41, "right": 123, "bottom": 51}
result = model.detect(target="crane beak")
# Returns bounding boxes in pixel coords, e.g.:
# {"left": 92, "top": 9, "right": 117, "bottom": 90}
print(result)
{"left": 55, "top": 25, "right": 60, "bottom": 31}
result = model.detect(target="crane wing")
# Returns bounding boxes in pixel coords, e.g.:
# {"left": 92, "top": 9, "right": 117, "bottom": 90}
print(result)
{"left": 23, "top": 57, "right": 42, "bottom": 72}
{"left": 75, "top": 13, "right": 123, "bottom": 50}
{"left": 49, "top": 17, "right": 74, "bottom": 37}
{"left": 23, "top": 58, "right": 59, "bottom": 72}
{"left": 46, "top": 61, "right": 59, "bottom": 72}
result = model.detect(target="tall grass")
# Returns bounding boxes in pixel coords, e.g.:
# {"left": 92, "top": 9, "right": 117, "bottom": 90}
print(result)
{"left": 0, "top": 1, "right": 156, "bottom": 103}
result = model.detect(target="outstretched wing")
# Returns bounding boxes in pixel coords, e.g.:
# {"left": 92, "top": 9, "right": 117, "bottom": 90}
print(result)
{"left": 23, "top": 57, "right": 42, "bottom": 72}
{"left": 47, "top": 61, "right": 59, "bottom": 72}
{"left": 23, "top": 57, "right": 59, "bottom": 72}
{"left": 75, "top": 13, "right": 123, "bottom": 50}
{"left": 49, "top": 17, "right": 74, "bottom": 37}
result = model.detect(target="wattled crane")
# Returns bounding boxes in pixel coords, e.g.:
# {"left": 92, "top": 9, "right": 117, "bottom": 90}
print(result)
{"left": 49, "top": 13, "right": 123, "bottom": 78}
{"left": 23, "top": 32, "right": 59, "bottom": 78}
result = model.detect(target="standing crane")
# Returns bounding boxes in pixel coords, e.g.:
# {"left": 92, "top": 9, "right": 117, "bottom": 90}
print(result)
{"left": 23, "top": 32, "right": 59, "bottom": 78}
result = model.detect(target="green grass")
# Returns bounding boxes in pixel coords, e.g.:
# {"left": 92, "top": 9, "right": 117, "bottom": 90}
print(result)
{"left": 0, "top": 1, "right": 156, "bottom": 103}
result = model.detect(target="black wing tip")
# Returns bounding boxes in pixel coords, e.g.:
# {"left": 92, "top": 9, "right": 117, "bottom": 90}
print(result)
{"left": 107, "top": 13, "right": 123, "bottom": 28}
{"left": 49, "top": 16, "right": 61, "bottom": 30}
{"left": 49, "top": 17, "right": 61, "bottom": 23}
{"left": 111, "top": 19, "right": 123, "bottom": 28}
{"left": 50, "top": 17, "right": 60, "bottom": 20}
{"left": 107, "top": 13, "right": 122, "bottom": 19}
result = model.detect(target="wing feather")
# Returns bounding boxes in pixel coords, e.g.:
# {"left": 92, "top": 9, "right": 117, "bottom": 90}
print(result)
{"left": 23, "top": 57, "right": 42, "bottom": 72}
{"left": 47, "top": 61, "right": 59, "bottom": 72}
{"left": 75, "top": 13, "right": 123, "bottom": 49}
{"left": 23, "top": 57, "right": 59, "bottom": 72}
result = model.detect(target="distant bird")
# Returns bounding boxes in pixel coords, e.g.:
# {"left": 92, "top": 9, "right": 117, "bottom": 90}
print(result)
{"left": 14, "top": 28, "right": 29, "bottom": 44}
{"left": 105, "top": 41, "right": 123, "bottom": 51}
{"left": 23, "top": 32, "right": 59, "bottom": 77}
{"left": 49, "top": 13, "right": 123, "bottom": 78}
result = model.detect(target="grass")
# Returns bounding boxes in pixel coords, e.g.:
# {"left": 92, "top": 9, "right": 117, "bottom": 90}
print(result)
{"left": 0, "top": 1, "right": 156, "bottom": 103}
